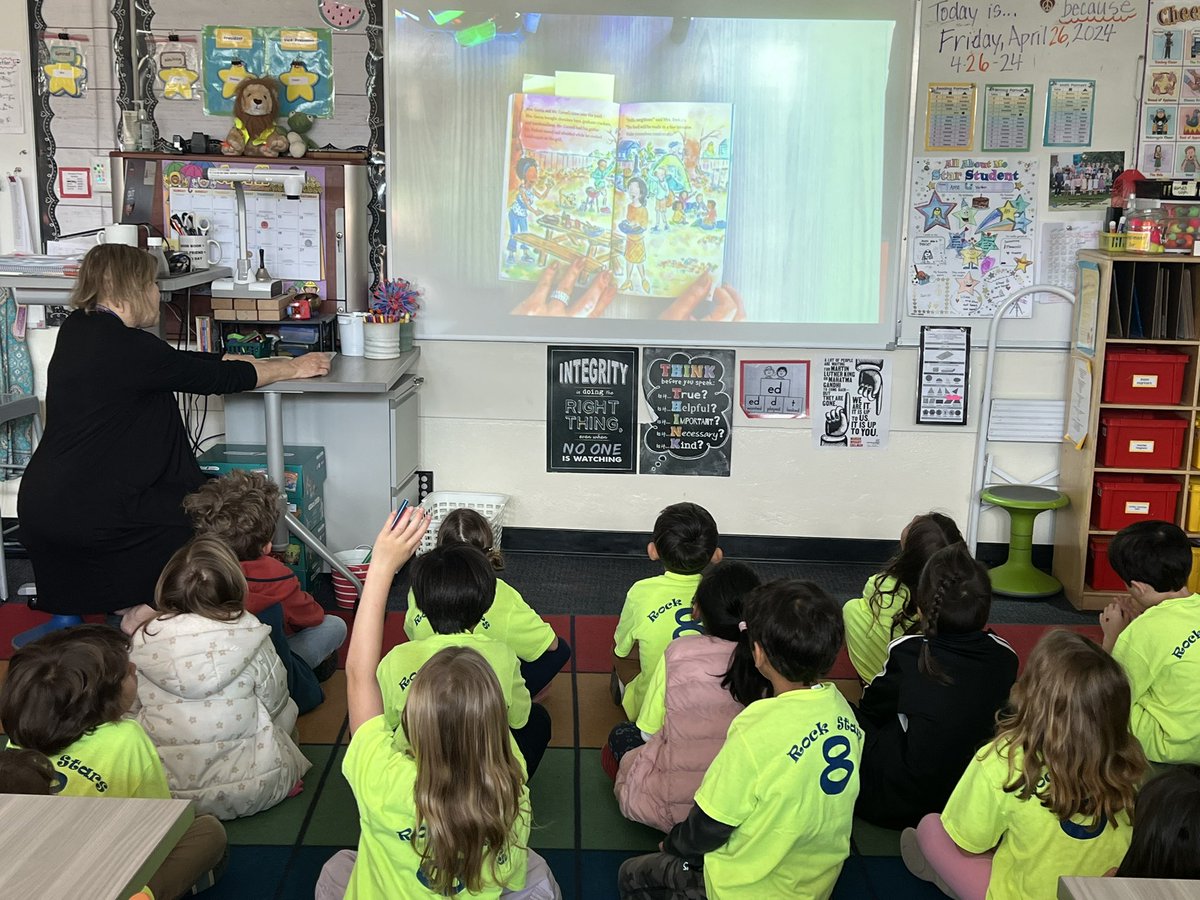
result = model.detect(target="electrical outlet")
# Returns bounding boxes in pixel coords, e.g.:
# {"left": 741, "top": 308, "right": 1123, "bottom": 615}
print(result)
{"left": 417, "top": 470, "right": 434, "bottom": 501}
{"left": 91, "top": 157, "right": 110, "bottom": 190}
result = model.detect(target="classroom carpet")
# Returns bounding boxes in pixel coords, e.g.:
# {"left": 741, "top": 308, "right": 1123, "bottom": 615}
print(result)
{"left": 0, "top": 585, "right": 1104, "bottom": 900}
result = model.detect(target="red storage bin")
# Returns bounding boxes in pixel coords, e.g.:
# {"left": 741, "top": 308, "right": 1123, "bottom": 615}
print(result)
{"left": 1102, "top": 349, "right": 1189, "bottom": 405}
{"left": 1091, "top": 474, "right": 1182, "bottom": 530}
{"left": 1098, "top": 413, "right": 1188, "bottom": 469}
{"left": 1087, "top": 537, "right": 1126, "bottom": 590}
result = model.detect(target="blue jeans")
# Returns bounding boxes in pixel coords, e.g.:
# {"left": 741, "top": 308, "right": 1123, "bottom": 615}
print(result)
{"left": 507, "top": 210, "right": 529, "bottom": 252}
{"left": 287, "top": 615, "right": 348, "bottom": 669}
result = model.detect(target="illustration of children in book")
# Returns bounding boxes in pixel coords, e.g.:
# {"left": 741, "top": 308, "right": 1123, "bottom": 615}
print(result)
{"left": 619, "top": 177, "right": 650, "bottom": 293}
{"left": 584, "top": 159, "right": 611, "bottom": 213}
{"left": 506, "top": 157, "right": 552, "bottom": 266}
{"left": 647, "top": 169, "right": 671, "bottom": 231}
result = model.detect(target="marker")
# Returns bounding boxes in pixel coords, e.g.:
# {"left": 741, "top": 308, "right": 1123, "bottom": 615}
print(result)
{"left": 389, "top": 499, "right": 411, "bottom": 530}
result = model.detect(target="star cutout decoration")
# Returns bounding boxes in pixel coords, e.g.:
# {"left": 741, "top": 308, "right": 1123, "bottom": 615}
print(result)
{"left": 1014, "top": 212, "right": 1031, "bottom": 233}
{"left": 916, "top": 190, "right": 956, "bottom": 232}
{"left": 997, "top": 200, "right": 1018, "bottom": 223}
{"left": 952, "top": 204, "right": 977, "bottom": 227}
{"left": 957, "top": 272, "right": 979, "bottom": 293}
{"left": 1014, "top": 255, "right": 1032, "bottom": 272}
{"left": 960, "top": 244, "right": 984, "bottom": 269}
{"left": 1011, "top": 195, "right": 1029, "bottom": 214}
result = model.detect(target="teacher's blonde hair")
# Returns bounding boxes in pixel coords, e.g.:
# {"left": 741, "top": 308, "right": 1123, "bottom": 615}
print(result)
{"left": 71, "top": 244, "right": 158, "bottom": 322}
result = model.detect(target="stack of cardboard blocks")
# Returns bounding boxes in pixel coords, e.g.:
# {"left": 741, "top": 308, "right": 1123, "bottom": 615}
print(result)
{"left": 196, "top": 443, "right": 327, "bottom": 589}
{"left": 211, "top": 293, "right": 292, "bottom": 322}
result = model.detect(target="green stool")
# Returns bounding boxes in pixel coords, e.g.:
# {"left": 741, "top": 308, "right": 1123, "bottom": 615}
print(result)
{"left": 980, "top": 484, "right": 1069, "bottom": 598}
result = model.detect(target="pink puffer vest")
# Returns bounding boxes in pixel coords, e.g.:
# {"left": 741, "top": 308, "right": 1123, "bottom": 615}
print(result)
{"left": 614, "top": 635, "right": 743, "bottom": 832}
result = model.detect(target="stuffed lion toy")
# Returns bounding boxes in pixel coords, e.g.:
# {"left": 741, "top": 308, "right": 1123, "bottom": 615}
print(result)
{"left": 222, "top": 77, "right": 290, "bottom": 158}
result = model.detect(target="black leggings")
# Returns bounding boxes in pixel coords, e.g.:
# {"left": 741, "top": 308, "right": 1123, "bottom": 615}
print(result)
{"left": 520, "top": 639, "right": 573, "bottom": 697}
{"left": 512, "top": 702, "right": 552, "bottom": 777}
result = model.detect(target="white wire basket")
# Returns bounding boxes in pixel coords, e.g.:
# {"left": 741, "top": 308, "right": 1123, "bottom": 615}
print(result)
{"left": 417, "top": 491, "right": 510, "bottom": 555}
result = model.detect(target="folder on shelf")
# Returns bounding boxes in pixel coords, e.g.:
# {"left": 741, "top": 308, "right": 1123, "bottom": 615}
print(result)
{"left": 1110, "top": 263, "right": 1135, "bottom": 338}
{"left": 1133, "top": 263, "right": 1160, "bottom": 339}
{"left": 1178, "top": 268, "right": 1198, "bottom": 339}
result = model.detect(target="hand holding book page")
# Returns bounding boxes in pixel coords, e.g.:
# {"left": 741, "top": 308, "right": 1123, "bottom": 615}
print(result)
{"left": 512, "top": 261, "right": 743, "bottom": 321}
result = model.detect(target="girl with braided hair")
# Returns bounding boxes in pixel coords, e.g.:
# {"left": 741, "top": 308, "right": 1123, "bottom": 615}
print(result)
{"left": 853, "top": 542, "right": 1018, "bottom": 829}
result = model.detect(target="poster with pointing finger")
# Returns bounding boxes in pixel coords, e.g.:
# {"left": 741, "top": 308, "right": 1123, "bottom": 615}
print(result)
{"left": 814, "top": 356, "right": 892, "bottom": 450}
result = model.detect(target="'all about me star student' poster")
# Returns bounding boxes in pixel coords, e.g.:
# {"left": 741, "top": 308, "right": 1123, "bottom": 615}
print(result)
{"left": 908, "top": 157, "right": 1038, "bottom": 319}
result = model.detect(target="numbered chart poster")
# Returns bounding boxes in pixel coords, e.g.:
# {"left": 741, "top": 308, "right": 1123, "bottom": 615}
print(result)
{"left": 740, "top": 360, "right": 810, "bottom": 418}
{"left": 546, "top": 346, "right": 638, "bottom": 474}
{"left": 926, "top": 83, "right": 977, "bottom": 151}
{"left": 814, "top": 356, "right": 892, "bottom": 450}
{"left": 639, "top": 348, "right": 734, "bottom": 477}
{"left": 909, "top": 156, "right": 1038, "bottom": 318}
{"left": 1044, "top": 79, "right": 1095, "bottom": 147}
{"left": 982, "top": 84, "right": 1032, "bottom": 152}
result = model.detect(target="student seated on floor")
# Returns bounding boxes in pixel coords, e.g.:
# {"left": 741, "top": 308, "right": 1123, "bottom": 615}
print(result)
{"left": 405, "top": 507, "right": 571, "bottom": 698}
{"left": 904, "top": 630, "right": 1146, "bottom": 900}
{"left": 612, "top": 502, "right": 721, "bottom": 720}
{"left": 1100, "top": 519, "right": 1200, "bottom": 766}
{"left": 1114, "top": 764, "right": 1200, "bottom": 879}
{"left": 842, "top": 511, "right": 962, "bottom": 684}
{"left": 618, "top": 579, "right": 862, "bottom": 900}
{"left": 608, "top": 561, "right": 770, "bottom": 832}
{"left": 378, "top": 543, "right": 550, "bottom": 775}
{"left": 130, "top": 537, "right": 311, "bottom": 820}
{"left": 0, "top": 628, "right": 228, "bottom": 900}
{"left": 184, "top": 470, "right": 348, "bottom": 682}
{"left": 855, "top": 542, "right": 1017, "bottom": 829}
{"left": 318, "top": 507, "right": 561, "bottom": 900}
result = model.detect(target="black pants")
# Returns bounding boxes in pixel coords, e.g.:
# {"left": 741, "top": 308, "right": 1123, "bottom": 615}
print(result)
{"left": 512, "top": 702, "right": 552, "bottom": 777}
{"left": 520, "top": 639, "right": 573, "bottom": 698}
{"left": 618, "top": 853, "right": 707, "bottom": 900}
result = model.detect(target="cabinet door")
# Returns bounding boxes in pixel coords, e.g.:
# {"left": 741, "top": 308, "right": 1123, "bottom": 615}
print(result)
{"left": 389, "top": 376, "right": 421, "bottom": 492}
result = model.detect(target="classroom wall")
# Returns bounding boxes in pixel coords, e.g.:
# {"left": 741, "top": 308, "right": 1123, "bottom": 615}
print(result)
{"left": 2, "top": 1, "right": 1094, "bottom": 546}
{"left": 0, "top": 2, "right": 39, "bottom": 254}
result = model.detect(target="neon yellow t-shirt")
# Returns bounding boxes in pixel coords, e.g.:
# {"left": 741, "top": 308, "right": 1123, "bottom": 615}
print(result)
{"left": 378, "top": 632, "right": 531, "bottom": 734}
{"left": 42, "top": 719, "right": 171, "bottom": 799}
{"left": 342, "top": 715, "right": 530, "bottom": 900}
{"left": 842, "top": 575, "right": 912, "bottom": 683}
{"left": 634, "top": 646, "right": 670, "bottom": 735}
{"left": 941, "top": 741, "right": 1133, "bottom": 900}
{"left": 1112, "top": 592, "right": 1200, "bottom": 764}
{"left": 614, "top": 571, "right": 703, "bottom": 719}
{"left": 405, "top": 579, "right": 556, "bottom": 663}
{"left": 692, "top": 684, "right": 862, "bottom": 900}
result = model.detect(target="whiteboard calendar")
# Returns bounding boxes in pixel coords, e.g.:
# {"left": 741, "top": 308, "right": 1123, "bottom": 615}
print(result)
{"left": 168, "top": 187, "right": 322, "bottom": 282}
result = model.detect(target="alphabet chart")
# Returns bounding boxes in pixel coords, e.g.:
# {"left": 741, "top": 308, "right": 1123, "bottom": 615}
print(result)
{"left": 739, "top": 360, "right": 810, "bottom": 419}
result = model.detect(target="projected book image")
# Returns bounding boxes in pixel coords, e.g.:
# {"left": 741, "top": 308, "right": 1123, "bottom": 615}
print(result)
{"left": 501, "top": 93, "right": 733, "bottom": 298}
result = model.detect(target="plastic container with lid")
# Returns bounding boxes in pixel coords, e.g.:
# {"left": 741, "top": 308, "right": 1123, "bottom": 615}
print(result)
{"left": 1125, "top": 207, "right": 1165, "bottom": 253}
{"left": 1101, "top": 348, "right": 1189, "bottom": 405}
{"left": 1098, "top": 412, "right": 1188, "bottom": 469}
{"left": 1091, "top": 474, "right": 1182, "bottom": 530}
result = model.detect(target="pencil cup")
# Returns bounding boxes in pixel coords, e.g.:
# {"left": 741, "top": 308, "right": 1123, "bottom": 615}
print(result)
{"left": 337, "top": 312, "right": 365, "bottom": 357}
{"left": 332, "top": 547, "right": 371, "bottom": 610}
{"left": 362, "top": 320, "right": 401, "bottom": 359}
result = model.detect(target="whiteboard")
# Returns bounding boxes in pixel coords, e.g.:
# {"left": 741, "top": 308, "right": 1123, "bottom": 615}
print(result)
{"left": 899, "top": 0, "right": 1146, "bottom": 348}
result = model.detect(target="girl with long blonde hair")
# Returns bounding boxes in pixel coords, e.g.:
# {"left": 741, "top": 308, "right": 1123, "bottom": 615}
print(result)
{"left": 902, "top": 629, "right": 1146, "bottom": 899}
{"left": 319, "top": 508, "right": 561, "bottom": 899}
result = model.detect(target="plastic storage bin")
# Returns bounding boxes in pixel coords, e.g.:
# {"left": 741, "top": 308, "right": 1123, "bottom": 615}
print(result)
{"left": 1101, "top": 349, "right": 1189, "bottom": 405}
{"left": 417, "top": 491, "right": 510, "bottom": 555}
{"left": 1189, "top": 483, "right": 1200, "bottom": 533}
{"left": 1087, "top": 537, "right": 1126, "bottom": 591}
{"left": 1098, "top": 413, "right": 1188, "bottom": 469}
{"left": 1091, "top": 474, "right": 1182, "bottom": 530}
{"left": 1189, "top": 547, "right": 1200, "bottom": 594}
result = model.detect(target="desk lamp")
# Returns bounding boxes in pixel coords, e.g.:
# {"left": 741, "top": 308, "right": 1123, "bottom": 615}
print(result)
{"left": 209, "top": 169, "right": 305, "bottom": 297}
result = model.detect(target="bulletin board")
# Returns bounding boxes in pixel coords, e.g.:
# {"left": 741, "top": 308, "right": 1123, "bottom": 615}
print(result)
{"left": 899, "top": 0, "right": 1146, "bottom": 349}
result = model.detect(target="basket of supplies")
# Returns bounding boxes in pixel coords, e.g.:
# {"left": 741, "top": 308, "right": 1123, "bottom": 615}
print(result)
{"left": 417, "top": 491, "right": 510, "bottom": 555}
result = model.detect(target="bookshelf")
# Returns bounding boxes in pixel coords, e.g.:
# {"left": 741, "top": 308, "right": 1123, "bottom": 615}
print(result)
{"left": 1055, "top": 250, "right": 1200, "bottom": 610}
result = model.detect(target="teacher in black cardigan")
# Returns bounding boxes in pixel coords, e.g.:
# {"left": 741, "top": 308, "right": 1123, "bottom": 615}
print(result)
{"left": 17, "top": 244, "right": 331, "bottom": 621}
